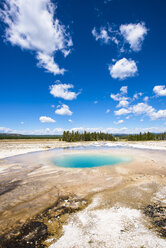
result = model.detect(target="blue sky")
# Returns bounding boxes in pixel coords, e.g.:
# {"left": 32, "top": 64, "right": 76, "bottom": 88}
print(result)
{"left": 0, "top": 0, "right": 166, "bottom": 134}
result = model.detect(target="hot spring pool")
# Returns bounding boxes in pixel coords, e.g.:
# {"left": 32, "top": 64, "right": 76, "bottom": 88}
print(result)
{"left": 51, "top": 154, "right": 130, "bottom": 168}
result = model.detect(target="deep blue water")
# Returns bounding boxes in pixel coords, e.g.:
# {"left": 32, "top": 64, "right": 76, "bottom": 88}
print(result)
{"left": 51, "top": 154, "right": 130, "bottom": 168}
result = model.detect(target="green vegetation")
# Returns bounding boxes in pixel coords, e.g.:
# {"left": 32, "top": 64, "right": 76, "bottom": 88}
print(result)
{"left": 0, "top": 132, "right": 166, "bottom": 141}
{"left": 62, "top": 131, "right": 116, "bottom": 142}
{"left": 127, "top": 132, "right": 166, "bottom": 141}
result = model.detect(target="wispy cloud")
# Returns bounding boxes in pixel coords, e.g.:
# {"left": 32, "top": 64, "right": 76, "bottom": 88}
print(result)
{"left": 1, "top": 0, "right": 72, "bottom": 75}
{"left": 92, "top": 27, "right": 111, "bottom": 44}
{"left": 92, "top": 26, "right": 119, "bottom": 45}
{"left": 114, "top": 120, "right": 124, "bottom": 124}
{"left": 133, "top": 92, "right": 143, "bottom": 100}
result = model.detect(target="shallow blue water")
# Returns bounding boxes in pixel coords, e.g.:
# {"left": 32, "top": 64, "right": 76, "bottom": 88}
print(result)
{"left": 52, "top": 154, "right": 130, "bottom": 168}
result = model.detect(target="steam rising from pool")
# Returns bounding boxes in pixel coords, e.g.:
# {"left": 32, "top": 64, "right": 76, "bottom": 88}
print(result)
{"left": 51, "top": 154, "right": 130, "bottom": 168}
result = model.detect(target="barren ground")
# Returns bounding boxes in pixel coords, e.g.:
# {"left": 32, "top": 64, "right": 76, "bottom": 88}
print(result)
{"left": 0, "top": 140, "right": 166, "bottom": 247}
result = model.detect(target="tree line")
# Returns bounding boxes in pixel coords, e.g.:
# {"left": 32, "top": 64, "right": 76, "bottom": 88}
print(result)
{"left": 61, "top": 131, "right": 116, "bottom": 142}
{"left": 127, "top": 132, "right": 166, "bottom": 141}
{"left": 61, "top": 131, "right": 166, "bottom": 142}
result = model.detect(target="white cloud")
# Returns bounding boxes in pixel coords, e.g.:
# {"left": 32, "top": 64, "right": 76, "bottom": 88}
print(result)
{"left": 110, "top": 94, "right": 128, "bottom": 101}
{"left": 50, "top": 83, "right": 79, "bottom": 100}
{"left": 106, "top": 109, "right": 110, "bottom": 113}
{"left": 114, "top": 108, "right": 131, "bottom": 116}
{"left": 150, "top": 110, "right": 166, "bottom": 120}
{"left": 109, "top": 58, "right": 137, "bottom": 80}
{"left": 120, "top": 22, "right": 148, "bottom": 51}
{"left": 120, "top": 86, "right": 128, "bottom": 94}
{"left": 115, "top": 103, "right": 154, "bottom": 117}
{"left": 92, "top": 26, "right": 119, "bottom": 46}
{"left": 1, "top": 0, "right": 72, "bottom": 75}
{"left": 1, "top": 125, "right": 166, "bottom": 135}
{"left": 114, "top": 120, "right": 124, "bottom": 124}
{"left": 153, "top": 85, "right": 166, "bottom": 96}
{"left": 92, "top": 22, "right": 147, "bottom": 54}
{"left": 68, "top": 119, "right": 72, "bottom": 123}
{"left": 39, "top": 116, "right": 56, "bottom": 123}
{"left": 132, "top": 103, "right": 154, "bottom": 115}
{"left": 117, "top": 100, "right": 129, "bottom": 108}
{"left": 55, "top": 104, "right": 72, "bottom": 116}
{"left": 0, "top": 126, "right": 14, "bottom": 133}
{"left": 114, "top": 102, "right": 166, "bottom": 121}
{"left": 110, "top": 86, "right": 128, "bottom": 102}
{"left": 36, "top": 53, "right": 65, "bottom": 75}
{"left": 144, "top": 96, "right": 149, "bottom": 102}
{"left": 20, "top": 121, "right": 24, "bottom": 125}
{"left": 51, "top": 105, "right": 55, "bottom": 108}
{"left": 92, "top": 27, "right": 110, "bottom": 44}
{"left": 133, "top": 92, "right": 143, "bottom": 99}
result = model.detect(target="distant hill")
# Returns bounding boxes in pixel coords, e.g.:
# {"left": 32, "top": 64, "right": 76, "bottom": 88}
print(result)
{"left": 0, "top": 133, "right": 62, "bottom": 139}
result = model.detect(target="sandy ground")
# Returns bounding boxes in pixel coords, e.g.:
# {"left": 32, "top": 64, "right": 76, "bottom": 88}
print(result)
{"left": 0, "top": 139, "right": 166, "bottom": 159}
{"left": 0, "top": 140, "right": 166, "bottom": 247}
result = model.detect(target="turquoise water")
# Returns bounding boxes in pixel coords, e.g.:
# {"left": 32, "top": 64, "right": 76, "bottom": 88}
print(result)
{"left": 52, "top": 154, "right": 130, "bottom": 168}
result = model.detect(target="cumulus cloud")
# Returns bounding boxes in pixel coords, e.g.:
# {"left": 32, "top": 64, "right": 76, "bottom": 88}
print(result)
{"left": 92, "top": 22, "right": 147, "bottom": 54}
{"left": 50, "top": 83, "right": 79, "bottom": 100}
{"left": 110, "top": 86, "right": 128, "bottom": 102}
{"left": 117, "top": 100, "right": 129, "bottom": 108}
{"left": 132, "top": 103, "right": 154, "bottom": 115}
{"left": 55, "top": 104, "right": 72, "bottom": 116}
{"left": 110, "top": 94, "right": 127, "bottom": 101}
{"left": 114, "top": 102, "right": 166, "bottom": 121}
{"left": 120, "top": 22, "right": 148, "bottom": 51}
{"left": 106, "top": 109, "right": 110, "bottom": 113}
{"left": 114, "top": 120, "right": 124, "bottom": 124}
{"left": 114, "top": 108, "right": 131, "bottom": 116}
{"left": 153, "top": 85, "right": 166, "bottom": 96}
{"left": 150, "top": 110, "right": 166, "bottom": 120}
{"left": 109, "top": 58, "right": 137, "bottom": 80}
{"left": 68, "top": 119, "right": 72, "bottom": 123}
{"left": 1, "top": 0, "right": 72, "bottom": 75}
{"left": 39, "top": 116, "right": 56, "bottom": 123}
